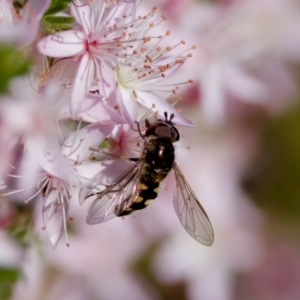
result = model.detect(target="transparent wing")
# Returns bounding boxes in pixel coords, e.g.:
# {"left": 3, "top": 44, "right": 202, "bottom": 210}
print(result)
{"left": 86, "top": 159, "right": 143, "bottom": 224}
{"left": 173, "top": 162, "right": 214, "bottom": 246}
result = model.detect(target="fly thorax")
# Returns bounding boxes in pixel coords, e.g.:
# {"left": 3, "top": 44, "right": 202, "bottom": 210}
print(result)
{"left": 144, "top": 139, "right": 175, "bottom": 176}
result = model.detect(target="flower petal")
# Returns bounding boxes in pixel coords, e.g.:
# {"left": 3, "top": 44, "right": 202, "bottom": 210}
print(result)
{"left": 76, "top": 160, "right": 134, "bottom": 205}
{"left": 74, "top": 162, "right": 108, "bottom": 183}
{"left": 201, "top": 62, "right": 226, "bottom": 125}
{"left": 136, "top": 91, "right": 194, "bottom": 127}
{"left": 70, "top": 2, "right": 95, "bottom": 35}
{"left": 69, "top": 53, "right": 96, "bottom": 118}
{"left": 62, "top": 122, "right": 115, "bottom": 162}
{"left": 37, "top": 30, "right": 86, "bottom": 57}
{"left": 25, "top": 136, "right": 74, "bottom": 182}
{"left": 117, "top": 85, "right": 138, "bottom": 124}
{"left": 87, "top": 159, "right": 134, "bottom": 186}
{"left": 95, "top": 59, "right": 116, "bottom": 98}
{"left": 43, "top": 191, "right": 66, "bottom": 248}
{"left": 79, "top": 95, "right": 125, "bottom": 124}
{"left": 224, "top": 63, "right": 269, "bottom": 103}
{"left": 27, "top": 0, "right": 51, "bottom": 21}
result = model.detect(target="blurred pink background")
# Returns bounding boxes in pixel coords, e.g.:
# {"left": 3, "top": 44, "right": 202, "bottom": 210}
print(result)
{"left": 2, "top": 0, "right": 300, "bottom": 299}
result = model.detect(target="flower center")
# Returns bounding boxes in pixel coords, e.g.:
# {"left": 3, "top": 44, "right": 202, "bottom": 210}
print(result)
{"left": 86, "top": 39, "right": 100, "bottom": 53}
{"left": 116, "top": 65, "right": 137, "bottom": 90}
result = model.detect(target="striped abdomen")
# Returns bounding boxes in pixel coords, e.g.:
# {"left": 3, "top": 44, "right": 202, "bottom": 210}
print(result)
{"left": 115, "top": 138, "right": 175, "bottom": 217}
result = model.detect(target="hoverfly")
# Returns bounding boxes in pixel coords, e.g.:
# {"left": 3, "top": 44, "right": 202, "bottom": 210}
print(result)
{"left": 86, "top": 112, "right": 214, "bottom": 246}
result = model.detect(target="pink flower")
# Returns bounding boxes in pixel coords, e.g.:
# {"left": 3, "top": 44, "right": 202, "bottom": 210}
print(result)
{"left": 2, "top": 121, "right": 116, "bottom": 248}
{"left": 114, "top": 39, "right": 195, "bottom": 126}
{"left": 178, "top": 0, "right": 300, "bottom": 125}
{"left": 0, "top": 76, "right": 121, "bottom": 247}
{"left": 37, "top": 0, "right": 141, "bottom": 117}
{"left": 37, "top": 1, "right": 195, "bottom": 125}
{"left": 0, "top": 0, "right": 50, "bottom": 48}
{"left": 0, "top": 77, "right": 63, "bottom": 191}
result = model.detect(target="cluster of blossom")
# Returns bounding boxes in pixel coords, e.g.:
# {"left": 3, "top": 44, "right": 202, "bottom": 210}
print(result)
{"left": 2, "top": 0, "right": 300, "bottom": 299}
{"left": 174, "top": 0, "right": 300, "bottom": 125}
{"left": 0, "top": 0, "right": 195, "bottom": 248}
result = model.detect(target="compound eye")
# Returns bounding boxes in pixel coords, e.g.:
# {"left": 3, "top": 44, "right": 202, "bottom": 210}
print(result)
{"left": 155, "top": 125, "right": 172, "bottom": 138}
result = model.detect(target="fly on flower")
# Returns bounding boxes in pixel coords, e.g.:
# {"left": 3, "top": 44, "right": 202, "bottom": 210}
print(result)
{"left": 86, "top": 112, "right": 214, "bottom": 246}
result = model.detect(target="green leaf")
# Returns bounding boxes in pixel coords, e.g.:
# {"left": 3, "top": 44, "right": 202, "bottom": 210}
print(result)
{"left": 42, "top": 0, "right": 75, "bottom": 32}
{"left": 44, "top": 0, "right": 73, "bottom": 16}
{"left": 42, "top": 16, "right": 75, "bottom": 33}
{"left": 44, "top": 4, "right": 69, "bottom": 16}
{"left": 43, "top": 15, "right": 75, "bottom": 24}
{"left": 0, "top": 45, "right": 30, "bottom": 94}
{"left": 0, "top": 267, "right": 21, "bottom": 300}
